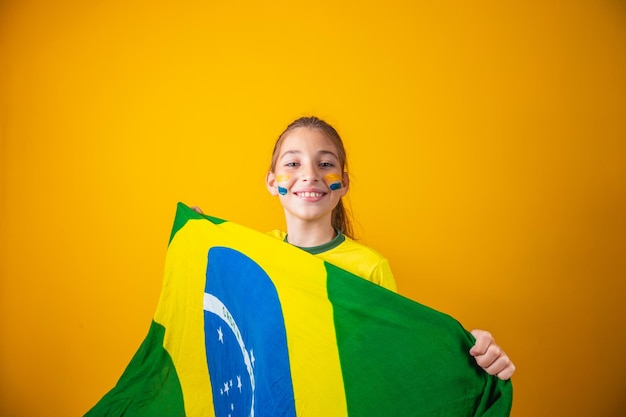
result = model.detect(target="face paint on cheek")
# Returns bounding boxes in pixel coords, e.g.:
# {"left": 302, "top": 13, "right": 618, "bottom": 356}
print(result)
{"left": 325, "top": 173, "right": 343, "bottom": 191}
{"left": 276, "top": 174, "right": 290, "bottom": 195}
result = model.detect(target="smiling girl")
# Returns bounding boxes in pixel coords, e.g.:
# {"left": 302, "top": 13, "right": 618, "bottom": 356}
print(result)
{"left": 196, "top": 115, "right": 515, "bottom": 380}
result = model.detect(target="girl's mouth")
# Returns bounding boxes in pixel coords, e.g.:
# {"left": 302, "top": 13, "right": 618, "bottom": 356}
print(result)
{"left": 296, "top": 191, "right": 325, "bottom": 198}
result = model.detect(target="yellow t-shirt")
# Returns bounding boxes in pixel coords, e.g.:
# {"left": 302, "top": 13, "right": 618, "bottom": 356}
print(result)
{"left": 266, "top": 230, "right": 397, "bottom": 292}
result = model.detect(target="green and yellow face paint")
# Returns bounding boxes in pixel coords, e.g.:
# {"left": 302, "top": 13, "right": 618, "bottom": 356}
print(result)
{"left": 276, "top": 174, "right": 290, "bottom": 195}
{"left": 325, "top": 173, "right": 343, "bottom": 191}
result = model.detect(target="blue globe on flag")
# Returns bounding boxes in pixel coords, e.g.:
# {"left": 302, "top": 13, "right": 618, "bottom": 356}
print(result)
{"left": 204, "top": 247, "right": 296, "bottom": 417}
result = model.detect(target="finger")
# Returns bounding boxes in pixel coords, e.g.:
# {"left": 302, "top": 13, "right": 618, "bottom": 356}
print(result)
{"left": 485, "top": 355, "right": 515, "bottom": 380}
{"left": 469, "top": 329, "right": 493, "bottom": 356}
{"left": 473, "top": 343, "right": 502, "bottom": 369}
{"left": 191, "top": 206, "right": 204, "bottom": 214}
{"left": 496, "top": 361, "right": 516, "bottom": 381}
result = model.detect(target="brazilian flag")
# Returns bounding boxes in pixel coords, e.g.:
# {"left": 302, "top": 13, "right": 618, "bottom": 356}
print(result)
{"left": 85, "top": 203, "right": 512, "bottom": 417}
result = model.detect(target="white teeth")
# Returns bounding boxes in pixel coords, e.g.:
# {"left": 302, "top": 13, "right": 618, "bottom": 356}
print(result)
{"left": 299, "top": 192, "right": 323, "bottom": 198}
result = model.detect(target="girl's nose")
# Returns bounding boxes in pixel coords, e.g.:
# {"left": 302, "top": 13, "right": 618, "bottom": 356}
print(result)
{"left": 300, "top": 167, "right": 319, "bottom": 182}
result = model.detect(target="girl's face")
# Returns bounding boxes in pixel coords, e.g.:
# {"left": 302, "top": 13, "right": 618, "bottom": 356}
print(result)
{"left": 266, "top": 127, "right": 349, "bottom": 226}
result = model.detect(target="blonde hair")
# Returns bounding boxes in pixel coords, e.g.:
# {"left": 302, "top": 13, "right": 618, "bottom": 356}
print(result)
{"left": 269, "top": 116, "right": 353, "bottom": 238}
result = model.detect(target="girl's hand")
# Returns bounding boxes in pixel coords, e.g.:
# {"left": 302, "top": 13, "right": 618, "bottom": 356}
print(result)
{"left": 469, "top": 329, "right": 516, "bottom": 380}
{"left": 191, "top": 206, "right": 204, "bottom": 214}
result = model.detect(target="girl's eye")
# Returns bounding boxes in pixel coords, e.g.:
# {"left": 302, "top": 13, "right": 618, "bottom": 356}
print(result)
{"left": 319, "top": 162, "right": 335, "bottom": 168}
{"left": 285, "top": 162, "right": 299, "bottom": 168}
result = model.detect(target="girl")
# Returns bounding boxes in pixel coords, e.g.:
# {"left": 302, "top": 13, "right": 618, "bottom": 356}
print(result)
{"left": 196, "top": 116, "right": 515, "bottom": 380}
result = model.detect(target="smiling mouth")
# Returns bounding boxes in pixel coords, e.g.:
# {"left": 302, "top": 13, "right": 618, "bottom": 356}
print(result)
{"left": 295, "top": 191, "right": 325, "bottom": 198}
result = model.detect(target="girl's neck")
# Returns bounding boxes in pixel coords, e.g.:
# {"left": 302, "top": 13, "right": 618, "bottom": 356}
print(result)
{"left": 284, "top": 218, "right": 336, "bottom": 248}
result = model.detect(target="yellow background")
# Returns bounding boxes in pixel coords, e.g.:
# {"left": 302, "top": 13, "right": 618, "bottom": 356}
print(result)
{"left": 1, "top": 1, "right": 625, "bottom": 416}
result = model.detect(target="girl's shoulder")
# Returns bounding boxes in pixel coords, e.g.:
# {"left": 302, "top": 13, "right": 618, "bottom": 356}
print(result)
{"left": 320, "top": 237, "right": 397, "bottom": 291}
{"left": 335, "top": 235, "right": 388, "bottom": 260}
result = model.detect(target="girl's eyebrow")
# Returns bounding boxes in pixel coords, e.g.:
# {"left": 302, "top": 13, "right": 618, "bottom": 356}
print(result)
{"left": 280, "top": 150, "right": 300, "bottom": 157}
{"left": 279, "top": 149, "right": 339, "bottom": 160}
{"left": 318, "top": 150, "right": 339, "bottom": 159}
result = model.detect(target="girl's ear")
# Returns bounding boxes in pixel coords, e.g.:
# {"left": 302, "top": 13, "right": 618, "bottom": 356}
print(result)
{"left": 266, "top": 171, "right": 279, "bottom": 196}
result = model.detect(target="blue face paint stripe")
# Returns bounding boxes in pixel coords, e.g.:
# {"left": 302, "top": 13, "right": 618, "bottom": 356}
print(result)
{"left": 278, "top": 186, "right": 288, "bottom": 195}
{"left": 324, "top": 174, "right": 343, "bottom": 191}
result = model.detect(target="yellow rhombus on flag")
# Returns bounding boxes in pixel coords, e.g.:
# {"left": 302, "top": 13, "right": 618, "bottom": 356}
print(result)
{"left": 85, "top": 203, "right": 513, "bottom": 417}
